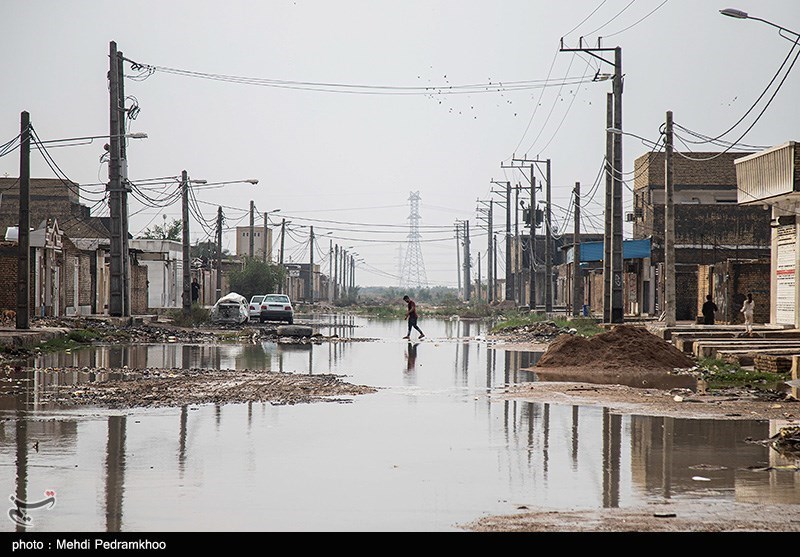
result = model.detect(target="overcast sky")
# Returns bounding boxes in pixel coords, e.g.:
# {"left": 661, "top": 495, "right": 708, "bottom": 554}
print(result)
{"left": 2, "top": 1, "right": 798, "bottom": 288}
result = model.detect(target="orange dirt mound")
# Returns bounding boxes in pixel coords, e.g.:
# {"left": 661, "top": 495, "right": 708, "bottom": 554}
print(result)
{"left": 536, "top": 325, "right": 696, "bottom": 372}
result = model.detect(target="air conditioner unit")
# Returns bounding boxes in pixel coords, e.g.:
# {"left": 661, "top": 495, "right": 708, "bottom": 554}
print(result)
{"left": 625, "top": 212, "right": 636, "bottom": 222}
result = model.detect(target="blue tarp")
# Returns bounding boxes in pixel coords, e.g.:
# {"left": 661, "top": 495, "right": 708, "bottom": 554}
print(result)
{"left": 566, "top": 238, "right": 651, "bottom": 264}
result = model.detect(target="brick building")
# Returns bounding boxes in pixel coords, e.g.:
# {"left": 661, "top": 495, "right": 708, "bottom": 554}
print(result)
{"left": 630, "top": 151, "right": 772, "bottom": 320}
{"left": 0, "top": 177, "right": 147, "bottom": 316}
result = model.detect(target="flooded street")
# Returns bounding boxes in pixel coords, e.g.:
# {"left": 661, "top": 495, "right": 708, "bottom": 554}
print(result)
{"left": 2, "top": 315, "right": 799, "bottom": 532}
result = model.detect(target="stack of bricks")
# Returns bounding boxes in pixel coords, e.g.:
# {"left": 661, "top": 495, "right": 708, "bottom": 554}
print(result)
{"left": 754, "top": 353, "right": 796, "bottom": 374}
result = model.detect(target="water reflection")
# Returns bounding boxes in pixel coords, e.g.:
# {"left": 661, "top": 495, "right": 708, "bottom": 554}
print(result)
{"left": 1, "top": 315, "right": 799, "bottom": 531}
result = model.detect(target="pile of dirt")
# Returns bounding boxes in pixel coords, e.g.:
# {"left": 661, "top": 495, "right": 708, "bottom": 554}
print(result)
{"left": 537, "top": 324, "right": 696, "bottom": 373}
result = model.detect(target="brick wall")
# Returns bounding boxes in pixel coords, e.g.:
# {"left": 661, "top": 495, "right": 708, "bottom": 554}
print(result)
{"left": 131, "top": 263, "right": 148, "bottom": 315}
{"left": 0, "top": 243, "right": 16, "bottom": 310}
{"left": 712, "top": 260, "right": 771, "bottom": 324}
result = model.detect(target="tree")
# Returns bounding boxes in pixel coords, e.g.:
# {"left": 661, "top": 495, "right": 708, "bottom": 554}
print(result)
{"left": 228, "top": 258, "right": 285, "bottom": 300}
{"left": 139, "top": 217, "right": 182, "bottom": 241}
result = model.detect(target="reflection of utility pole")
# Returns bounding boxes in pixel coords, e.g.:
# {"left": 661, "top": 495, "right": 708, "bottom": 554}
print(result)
{"left": 560, "top": 39, "right": 623, "bottom": 323}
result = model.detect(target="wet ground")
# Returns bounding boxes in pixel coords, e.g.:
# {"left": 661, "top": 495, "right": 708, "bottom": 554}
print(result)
{"left": 1, "top": 314, "right": 800, "bottom": 532}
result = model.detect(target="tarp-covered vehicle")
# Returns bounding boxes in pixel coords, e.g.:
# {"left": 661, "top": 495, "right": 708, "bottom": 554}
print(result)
{"left": 209, "top": 292, "right": 250, "bottom": 324}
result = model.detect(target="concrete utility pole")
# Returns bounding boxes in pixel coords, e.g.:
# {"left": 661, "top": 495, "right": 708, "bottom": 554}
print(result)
{"left": 455, "top": 222, "right": 462, "bottom": 299}
{"left": 334, "top": 243, "right": 339, "bottom": 301}
{"left": 572, "top": 182, "right": 582, "bottom": 317}
{"left": 476, "top": 201, "right": 493, "bottom": 303}
{"left": 493, "top": 234, "right": 498, "bottom": 303}
{"left": 544, "top": 160, "right": 552, "bottom": 313}
{"left": 463, "top": 220, "right": 471, "bottom": 302}
{"left": 216, "top": 206, "right": 223, "bottom": 302}
{"left": 16, "top": 111, "right": 30, "bottom": 330}
{"left": 279, "top": 218, "right": 286, "bottom": 293}
{"left": 263, "top": 212, "right": 268, "bottom": 262}
{"left": 477, "top": 252, "right": 481, "bottom": 302}
{"left": 117, "top": 47, "right": 131, "bottom": 317}
{"left": 604, "top": 93, "right": 613, "bottom": 323}
{"left": 249, "top": 200, "right": 255, "bottom": 258}
{"left": 505, "top": 182, "right": 512, "bottom": 301}
{"left": 309, "top": 226, "right": 314, "bottom": 304}
{"left": 329, "top": 240, "right": 333, "bottom": 304}
{"left": 514, "top": 184, "right": 520, "bottom": 304}
{"left": 664, "top": 110, "right": 676, "bottom": 326}
{"left": 560, "top": 40, "right": 623, "bottom": 323}
{"left": 529, "top": 173, "right": 535, "bottom": 309}
{"left": 181, "top": 170, "right": 191, "bottom": 316}
{"left": 108, "top": 41, "right": 124, "bottom": 317}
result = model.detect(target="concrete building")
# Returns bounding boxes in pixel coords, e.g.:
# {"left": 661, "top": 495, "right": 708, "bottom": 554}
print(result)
{"left": 631, "top": 150, "right": 772, "bottom": 320}
{"left": 129, "top": 239, "right": 183, "bottom": 310}
{"left": 235, "top": 225, "right": 273, "bottom": 261}
{"left": 734, "top": 141, "right": 800, "bottom": 328}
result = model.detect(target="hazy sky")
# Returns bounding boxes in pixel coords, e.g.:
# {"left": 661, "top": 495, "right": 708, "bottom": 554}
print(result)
{"left": 2, "top": 1, "right": 798, "bottom": 288}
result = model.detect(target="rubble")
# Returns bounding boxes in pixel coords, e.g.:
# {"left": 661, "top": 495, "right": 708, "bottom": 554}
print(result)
{"left": 489, "top": 321, "right": 576, "bottom": 344}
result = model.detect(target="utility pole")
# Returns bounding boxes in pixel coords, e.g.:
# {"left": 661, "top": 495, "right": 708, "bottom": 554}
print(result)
{"left": 108, "top": 40, "right": 124, "bottom": 317}
{"left": 463, "top": 220, "right": 471, "bottom": 302}
{"left": 181, "top": 170, "right": 191, "bottom": 316}
{"left": 604, "top": 92, "right": 613, "bottom": 323}
{"left": 117, "top": 47, "right": 131, "bottom": 317}
{"left": 560, "top": 39, "right": 624, "bottom": 323}
{"left": 16, "top": 111, "right": 30, "bottom": 330}
{"left": 309, "top": 226, "right": 315, "bottom": 304}
{"left": 664, "top": 110, "right": 676, "bottom": 326}
{"left": 477, "top": 252, "right": 481, "bottom": 302}
{"left": 216, "top": 206, "right": 223, "bottom": 302}
{"left": 334, "top": 243, "right": 339, "bottom": 301}
{"left": 279, "top": 218, "right": 286, "bottom": 294}
{"left": 476, "top": 200, "right": 494, "bottom": 303}
{"left": 514, "top": 184, "right": 520, "bottom": 304}
{"left": 490, "top": 180, "right": 513, "bottom": 302}
{"left": 455, "top": 222, "right": 462, "bottom": 299}
{"left": 249, "top": 200, "right": 255, "bottom": 258}
{"left": 493, "top": 234, "right": 498, "bottom": 304}
{"left": 329, "top": 239, "right": 333, "bottom": 304}
{"left": 572, "top": 182, "right": 582, "bottom": 317}
{"left": 263, "top": 212, "right": 268, "bottom": 262}
{"left": 529, "top": 173, "right": 536, "bottom": 309}
{"left": 508, "top": 158, "right": 551, "bottom": 311}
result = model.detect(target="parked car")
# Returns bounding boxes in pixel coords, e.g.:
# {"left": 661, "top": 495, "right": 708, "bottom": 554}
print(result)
{"left": 259, "top": 294, "right": 294, "bottom": 324}
{"left": 248, "top": 294, "right": 266, "bottom": 320}
{"left": 209, "top": 292, "right": 250, "bottom": 324}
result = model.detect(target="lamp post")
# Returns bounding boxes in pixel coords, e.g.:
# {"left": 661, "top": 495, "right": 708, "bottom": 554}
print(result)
{"left": 720, "top": 8, "right": 800, "bottom": 39}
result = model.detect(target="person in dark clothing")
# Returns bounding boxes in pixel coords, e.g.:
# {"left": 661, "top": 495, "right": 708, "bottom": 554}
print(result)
{"left": 701, "top": 294, "right": 717, "bottom": 325}
{"left": 191, "top": 279, "right": 200, "bottom": 304}
{"left": 402, "top": 295, "right": 425, "bottom": 340}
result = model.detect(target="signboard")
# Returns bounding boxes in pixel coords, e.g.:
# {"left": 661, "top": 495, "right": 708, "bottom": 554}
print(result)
{"left": 288, "top": 269, "right": 300, "bottom": 278}
{"left": 775, "top": 224, "right": 797, "bottom": 325}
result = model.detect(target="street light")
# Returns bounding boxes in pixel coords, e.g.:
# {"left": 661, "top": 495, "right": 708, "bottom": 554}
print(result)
{"left": 721, "top": 8, "right": 800, "bottom": 37}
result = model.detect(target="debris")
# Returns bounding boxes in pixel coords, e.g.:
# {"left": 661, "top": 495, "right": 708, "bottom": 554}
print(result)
{"left": 692, "top": 476, "right": 711, "bottom": 482}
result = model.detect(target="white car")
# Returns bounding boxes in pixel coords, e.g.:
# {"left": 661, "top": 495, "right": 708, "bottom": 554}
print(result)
{"left": 248, "top": 295, "right": 266, "bottom": 320}
{"left": 209, "top": 292, "right": 250, "bottom": 324}
{"left": 259, "top": 294, "right": 294, "bottom": 324}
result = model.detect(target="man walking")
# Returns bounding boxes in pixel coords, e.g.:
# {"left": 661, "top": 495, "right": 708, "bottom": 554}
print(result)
{"left": 402, "top": 295, "right": 425, "bottom": 340}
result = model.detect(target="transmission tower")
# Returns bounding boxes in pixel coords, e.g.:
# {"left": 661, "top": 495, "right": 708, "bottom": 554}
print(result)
{"left": 400, "top": 191, "right": 428, "bottom": 288}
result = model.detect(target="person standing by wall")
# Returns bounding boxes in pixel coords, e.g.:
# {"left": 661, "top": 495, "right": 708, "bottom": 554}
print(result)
{"left": 402, "top": 295, "right": 425, "bottom": 340}
{"left": 741, "top": 292, "right": 754, "bottom": 336}
{"left": 701, "top": 294, "right": 717, "bottom": 325}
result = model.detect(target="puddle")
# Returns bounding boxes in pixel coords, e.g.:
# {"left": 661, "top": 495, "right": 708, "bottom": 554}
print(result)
{"left": 1, "top": 315, "right": 798, "bottom": 532}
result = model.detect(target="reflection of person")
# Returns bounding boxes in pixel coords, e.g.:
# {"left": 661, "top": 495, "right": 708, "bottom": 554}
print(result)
{"left": 741, "top": 292, "right": 754, "bottom": 335}
{"left": 191, "top": 279, "right": 200, "bottom": 304}
{"left": 405, "top": 342, "right": 418, "bottom": 371}
{"left": 402, "top": 295, "right": 425, "bottom": 340}
{"left": 701, "top": 294, "right": 717, "bottom": 325}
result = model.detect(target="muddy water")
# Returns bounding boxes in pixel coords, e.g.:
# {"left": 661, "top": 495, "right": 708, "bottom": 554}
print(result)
{"left": 1, "top": 315, "right": 798, "bottom": 532}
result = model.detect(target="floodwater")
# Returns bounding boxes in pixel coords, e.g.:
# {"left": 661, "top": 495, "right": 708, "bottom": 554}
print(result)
{"left": 1, "top": 314, "right": 799, "bottom": 532}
